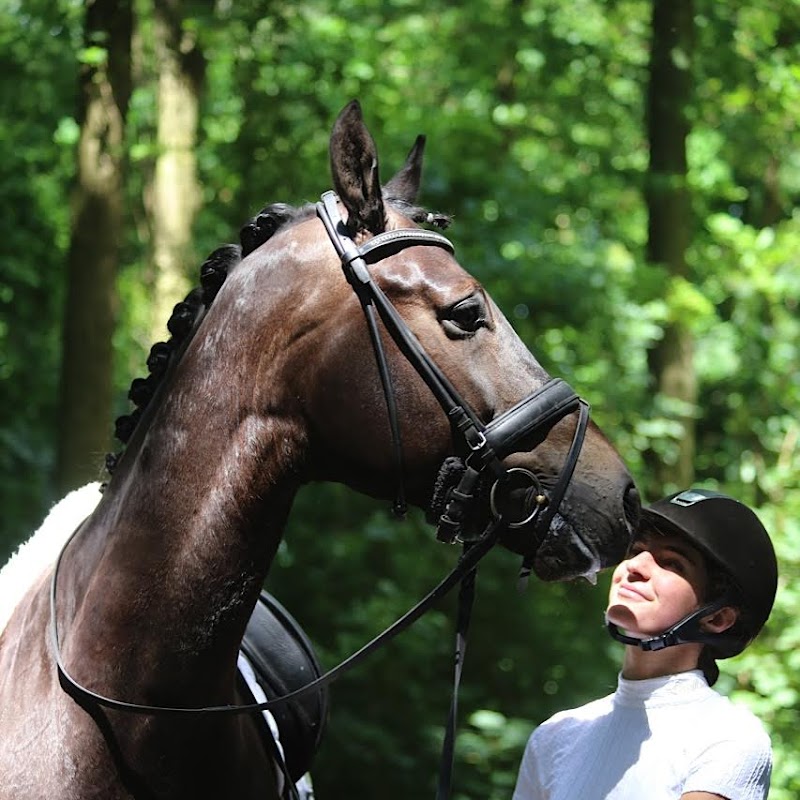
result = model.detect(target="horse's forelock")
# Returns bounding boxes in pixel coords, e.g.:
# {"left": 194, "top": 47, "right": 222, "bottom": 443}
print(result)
{"left": 386, "top": 199, "right": 452, "bottom": 230}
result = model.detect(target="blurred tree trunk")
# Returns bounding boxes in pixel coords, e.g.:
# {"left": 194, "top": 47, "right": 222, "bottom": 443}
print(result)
{"left": 56, "top": 0, "right": 132, "bottom": 494}
{"left": 759, "top": 155, "right": 783, "bottom": 228}
{"left": 148, "top": 0, "right": 205, "bottom": 339}
{"left": 644, "top": 0, "right": 696, "bottom": 491}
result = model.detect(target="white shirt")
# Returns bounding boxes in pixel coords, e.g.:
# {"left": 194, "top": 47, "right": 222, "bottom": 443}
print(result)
{"left": 513, "top": 670, "right": 771, "bottom": 800}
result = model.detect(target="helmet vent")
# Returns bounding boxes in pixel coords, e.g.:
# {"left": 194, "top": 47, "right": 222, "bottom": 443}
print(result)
{"left": 670, "top": 489, "right": 712, "bottom": 507}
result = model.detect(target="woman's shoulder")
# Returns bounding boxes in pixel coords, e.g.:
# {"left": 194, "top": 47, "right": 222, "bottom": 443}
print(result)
{"left": 710, "top": 691, "right": 770, "bottom": 738}
{"left": 685, "top": 686, "right": 772, "bottom": 755}
{"left": 682, "top": 691, "right": 772, "bottom": 797}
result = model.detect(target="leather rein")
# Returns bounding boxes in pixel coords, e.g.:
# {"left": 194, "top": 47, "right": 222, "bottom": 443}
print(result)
{"left": 50, "top": 191, "right": 591, "bottom": 797}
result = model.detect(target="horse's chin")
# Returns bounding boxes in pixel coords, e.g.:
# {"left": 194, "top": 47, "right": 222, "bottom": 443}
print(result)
{"left": 500, "top": 514, "right": 603, "bottom": 583}
{"left": 531, "top": 515, "right": 603, "bottom": 582}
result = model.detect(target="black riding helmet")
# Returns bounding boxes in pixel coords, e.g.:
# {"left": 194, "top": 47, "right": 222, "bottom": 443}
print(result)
{"left": 607, "top": 488, "right": 778, "bottom": 660}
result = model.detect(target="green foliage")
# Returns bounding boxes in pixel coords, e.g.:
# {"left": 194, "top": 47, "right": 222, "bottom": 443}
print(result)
{"left": 723, "top": 485, "right": 800, "bottom": 800}
{"left": 2, "top": 0, "right": 799, "bottom": 796}
{"left": 0, "top": 0, "right": 82, "bottom": 558}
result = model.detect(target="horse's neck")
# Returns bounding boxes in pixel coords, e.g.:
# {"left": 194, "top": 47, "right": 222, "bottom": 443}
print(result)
{"left": 59, "top": 366, "right": 304, "bottom": 703}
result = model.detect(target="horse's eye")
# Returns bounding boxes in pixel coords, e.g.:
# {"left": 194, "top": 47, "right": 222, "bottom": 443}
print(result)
{"left": 442, "top": 296, "right": 488, "bottom": 338}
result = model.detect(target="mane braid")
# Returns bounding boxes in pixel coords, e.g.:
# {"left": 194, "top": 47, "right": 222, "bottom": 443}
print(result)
{"left": 240, "top": 202, "right": 301, "bottom": 257}
{"left": 104, "top": 243, "right": 242, "bottom": 481}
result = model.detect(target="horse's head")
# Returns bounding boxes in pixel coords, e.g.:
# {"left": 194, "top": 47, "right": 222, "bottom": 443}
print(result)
{"left": 194, "top": 100, "right": 637, "bottom": 584}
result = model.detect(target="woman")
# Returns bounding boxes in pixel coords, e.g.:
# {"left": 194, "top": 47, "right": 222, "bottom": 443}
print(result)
{"left": 513, "top": 488, "right": 778, "bottom": 800}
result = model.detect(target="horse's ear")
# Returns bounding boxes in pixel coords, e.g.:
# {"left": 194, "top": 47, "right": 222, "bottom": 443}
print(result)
{"left": 384, "top": 135, "right": 426, "bottom": 204}
{"left": 330, "top": 99, "right": 386, "bottom": 234}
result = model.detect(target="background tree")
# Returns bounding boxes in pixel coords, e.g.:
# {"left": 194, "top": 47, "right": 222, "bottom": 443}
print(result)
{"left": 147, "top": 0, "right": 205, "bottom": 338}
{"left": 0, "top": 0, "right": 79, "bottom": 545}
{"left": 643, "top": 0, "right": 696, "bottom": 489}
{"left": 55, "top": 0, "right": 132, "bottom": 494}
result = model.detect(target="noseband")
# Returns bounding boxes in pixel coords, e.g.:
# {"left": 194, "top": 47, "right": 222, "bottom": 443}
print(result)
{"left": 316, "top": 191, "right": 590, "bottom": 580}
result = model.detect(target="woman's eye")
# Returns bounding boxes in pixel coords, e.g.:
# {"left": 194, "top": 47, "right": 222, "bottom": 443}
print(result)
{"left": 442, "top": 297, "right": 488, "bottom": 338}
{"left": 661, "top": 557, "right": 686, "bottom": 574}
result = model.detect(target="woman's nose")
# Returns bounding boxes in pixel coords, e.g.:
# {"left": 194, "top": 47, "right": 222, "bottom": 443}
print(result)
{"left": 624, "top": 549, "right": 654, "bottom": 578}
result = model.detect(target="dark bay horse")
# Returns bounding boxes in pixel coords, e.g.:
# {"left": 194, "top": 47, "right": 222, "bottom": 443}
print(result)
{"left": 0, "top": 101, "right": 638, "bottom": 800}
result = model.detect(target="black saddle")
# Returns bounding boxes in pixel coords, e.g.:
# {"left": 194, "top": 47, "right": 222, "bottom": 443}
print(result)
{"left": 239, "top": 590, "right": 329, "bottom": 783}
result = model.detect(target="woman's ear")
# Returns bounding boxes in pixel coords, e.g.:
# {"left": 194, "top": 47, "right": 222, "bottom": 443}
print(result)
{"left": 701, "top": 606, "right": 739, "bottom": 634}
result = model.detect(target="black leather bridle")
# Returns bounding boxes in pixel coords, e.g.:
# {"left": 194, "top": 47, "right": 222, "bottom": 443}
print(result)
{"left": 315, "top": 190, "right": 590, "bottom": 580}
{"left": 50, "top": 192, "right": 592, "bottom": 799}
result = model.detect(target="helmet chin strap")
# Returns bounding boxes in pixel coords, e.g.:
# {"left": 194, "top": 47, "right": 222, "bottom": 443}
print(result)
{"left": 605, "top": 595, "right": 737, "bottom": 652}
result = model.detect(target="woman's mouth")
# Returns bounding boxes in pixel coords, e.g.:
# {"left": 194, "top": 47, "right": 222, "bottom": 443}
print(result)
{"left": 616, "top": 583, "right": 650, "bottom": 601}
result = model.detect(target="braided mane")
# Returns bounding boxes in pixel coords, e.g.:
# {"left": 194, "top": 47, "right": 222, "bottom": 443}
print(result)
{"left": 105, "top": 197, "right": 451, "bottom": 480}
{"left": 105, "top": 202, "right": 304, "bottom": 477}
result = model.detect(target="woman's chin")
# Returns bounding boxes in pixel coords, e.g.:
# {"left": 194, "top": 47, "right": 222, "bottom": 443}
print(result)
{"left": 606, "top": 603, "right": 644, "bottom": 637}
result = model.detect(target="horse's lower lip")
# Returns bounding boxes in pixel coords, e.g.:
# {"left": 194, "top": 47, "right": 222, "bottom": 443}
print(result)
{"left": 532, "top": 514, "right": 602, "bottom": 582}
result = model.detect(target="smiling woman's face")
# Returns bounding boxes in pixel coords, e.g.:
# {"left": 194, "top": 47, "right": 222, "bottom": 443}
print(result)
{"left": 606, "top": 530, "right": 710, "bottom": 639}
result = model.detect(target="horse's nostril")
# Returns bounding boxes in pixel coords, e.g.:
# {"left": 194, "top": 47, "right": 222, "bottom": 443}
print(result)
{"left": 623, "top": 483, "right": 641, "bottom": 533}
